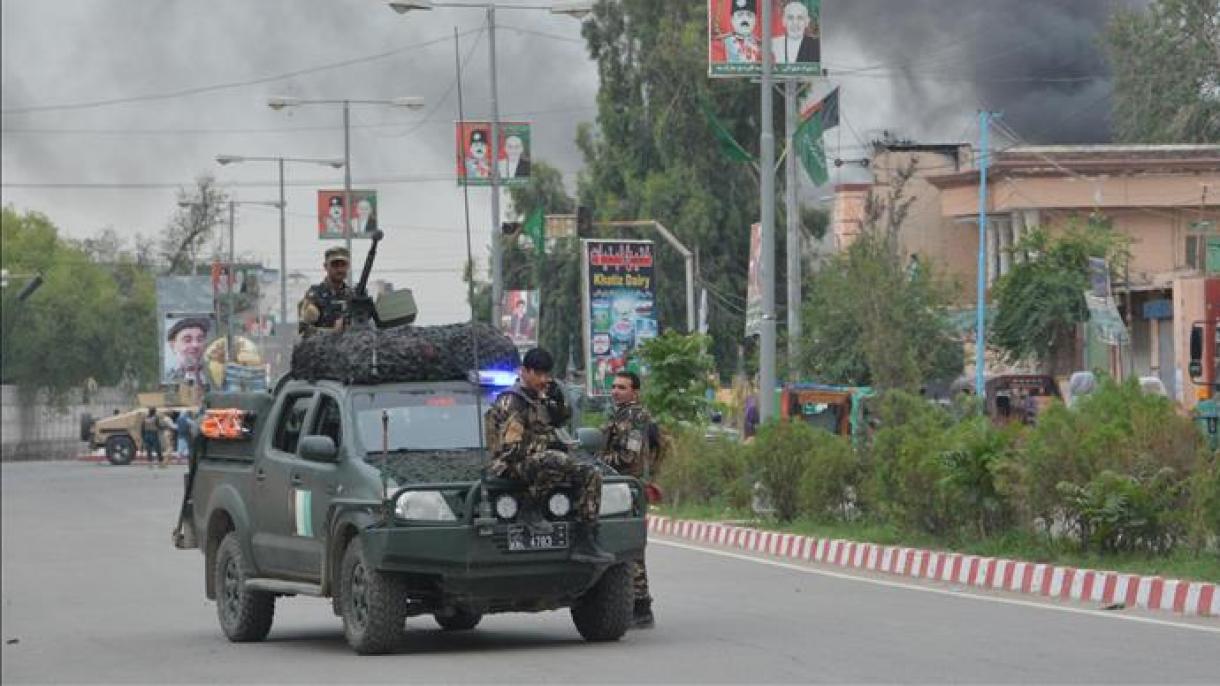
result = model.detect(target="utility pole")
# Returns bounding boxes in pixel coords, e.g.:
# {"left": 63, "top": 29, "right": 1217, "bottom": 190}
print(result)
{"left": 785, "top": 80, "right": 801, "bottom": 380}
{"left": 488, "top": 4, "right": 505, "bottom": 328}
{"left": 342, "top": 100, "right": 353, "bottom": 259}
{"left": 975, "top": 110, "right": 994, "bottom": 397}
{"left": 277, "top": 157, "right": 287, "bottom": 328}
{"left": 758, "top": 0, "right": 778, "bottom": 422}
{"left": 227, "top": 201, "right": 236, "bottom": 368}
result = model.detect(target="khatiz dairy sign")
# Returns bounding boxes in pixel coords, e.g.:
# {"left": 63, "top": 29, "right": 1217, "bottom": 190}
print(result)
{"left": 581, "top": 239, "right": 657, "bottom": 396}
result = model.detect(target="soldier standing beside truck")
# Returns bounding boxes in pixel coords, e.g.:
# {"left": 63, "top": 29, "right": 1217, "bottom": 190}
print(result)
{"left": 598, "top": 370, "right": 657, "bottom": 628}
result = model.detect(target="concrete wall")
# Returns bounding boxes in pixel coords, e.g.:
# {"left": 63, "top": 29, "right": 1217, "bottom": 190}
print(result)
{"left": 0, "top": 385, "right": 133, "bottom": 461}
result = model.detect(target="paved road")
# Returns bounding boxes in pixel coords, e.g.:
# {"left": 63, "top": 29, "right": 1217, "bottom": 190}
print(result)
{"left": 3, "top": 461, "right": 1217, "bottom": 684}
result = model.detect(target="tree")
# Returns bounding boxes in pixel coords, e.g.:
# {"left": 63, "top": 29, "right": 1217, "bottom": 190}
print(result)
{"left": 1105, "top": 0, "right": 1220, "bottom": 143}
{"left": 636, "top": 331, "right": 715, "bottom": 425}
{"left": 990, "top": 216, "right": 1129, "bottom": 374}
{"left": 1, "top": 208, "right": 158, "bottom": 401}
{"left": 578, "top": 1, "right": 820, "bottom": 376}
{"left": 161, "top": 175, "right": 228, "bottom": 275}
{"left": 799, "top": 161, "right": 963, "bottom": 390}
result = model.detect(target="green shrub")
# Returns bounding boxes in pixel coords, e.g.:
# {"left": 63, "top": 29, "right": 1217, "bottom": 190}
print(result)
{"left": 865, "top": 391, "right": 957, "bottom": 535}
{"left": 939, "top": 418, "right": 1020, "bottom": 538}
{"left": 656, "top": 425, "right": 750, "bottom": 510}
{"left": 748, "top": 421, "right": 821, "bottom": 522}
{"left": 1188, "top": 454, "right": 1220, "bottom": 554}
{"left": 1056, "top": 468, "right": 1187, "bottom": 554}
{"left": 798, "top": 431, "right": 860, "bottom": 522}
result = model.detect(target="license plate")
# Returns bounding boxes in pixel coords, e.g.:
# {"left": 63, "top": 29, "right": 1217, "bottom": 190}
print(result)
{"left": 506, "top": 523, "right": 568, "bottom": 551}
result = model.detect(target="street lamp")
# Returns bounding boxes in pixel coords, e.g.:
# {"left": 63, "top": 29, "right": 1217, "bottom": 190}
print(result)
{"left": 388, "top": 0, "right": 590, "bottom": 326}
{"left": 266, "top": 96, "right": 425, "bottom": 257}
{"left": 215, "top": 154, "right": 345, "bottom": 328}
{"left": 180, "top": 197, "right": 282, "bottom": 367}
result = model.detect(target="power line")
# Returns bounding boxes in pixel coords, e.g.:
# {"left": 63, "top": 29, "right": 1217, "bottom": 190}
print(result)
{"left": 0, "top": 30, "right": 480, "bottom": 116}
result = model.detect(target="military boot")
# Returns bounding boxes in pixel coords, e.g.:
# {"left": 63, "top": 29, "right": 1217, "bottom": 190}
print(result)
{"left": 632, "top": 598, "right": 655, "bottom": 629}
{"left": 570, "top": 523, "right": 615, "bottom": 565}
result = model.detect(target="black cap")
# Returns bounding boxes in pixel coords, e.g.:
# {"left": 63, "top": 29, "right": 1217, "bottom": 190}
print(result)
{"left": 167, "top": 317, "right": 210, "bottom": 341}
{"left": 732, "top": 0, "right": 757, "bottom": 12}
{"left": 328, "top": 195, "right": 344, "bottom": 207}
{"left": 324, "top": 246, "right": 350, "bottom": 263}
{"left": 521, "top": 347, "right": 554, "bottom": 373}
{"left": 470, "top": 129, "right": 488, "bottom": 144}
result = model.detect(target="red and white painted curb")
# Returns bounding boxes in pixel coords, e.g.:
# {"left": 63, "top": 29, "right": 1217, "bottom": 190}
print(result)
{"left": 648, "top": 515, "right": 1218, "bottom": 618}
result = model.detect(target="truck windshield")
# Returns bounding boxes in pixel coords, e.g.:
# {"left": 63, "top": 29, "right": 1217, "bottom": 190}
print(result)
{"left": 351, "top": 388, "right": 482, "bottom": 453}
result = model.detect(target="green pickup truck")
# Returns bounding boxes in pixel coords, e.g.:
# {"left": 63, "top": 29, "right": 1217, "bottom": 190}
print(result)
{"left": 173, "top": 374, "right": 648, "bottom": 654}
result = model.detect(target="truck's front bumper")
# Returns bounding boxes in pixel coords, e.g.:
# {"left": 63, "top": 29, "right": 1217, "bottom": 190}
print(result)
{"left": 359, "top": 516, "right": 647, "bottom": 606}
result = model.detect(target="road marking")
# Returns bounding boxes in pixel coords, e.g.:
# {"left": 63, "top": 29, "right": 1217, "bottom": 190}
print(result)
{"left": 653, "top": 538, "right": 1220, "bottom": 635}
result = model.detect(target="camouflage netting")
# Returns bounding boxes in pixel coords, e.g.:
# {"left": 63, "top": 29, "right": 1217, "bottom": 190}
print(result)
{"left": 290, "top": 322, "right": 520, "bottom": 384}
{"left": 382, "top": 451, "right": 487, "bottom": 484}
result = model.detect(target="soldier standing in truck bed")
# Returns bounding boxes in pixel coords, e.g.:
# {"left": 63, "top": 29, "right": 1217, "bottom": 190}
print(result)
{"left": 598, "top": 369, "right": 658, "bottom": 628}
{"left": 299, "top": 246, "right": 351, "bottom": 337}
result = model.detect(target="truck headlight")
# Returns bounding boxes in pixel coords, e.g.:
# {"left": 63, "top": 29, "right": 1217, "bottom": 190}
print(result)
{"left": 547, "top": 492, "right": 572, "bottom": 518}
{"left": 494, "top": 493, "right": 519, "bottom": 520}
{"left": 395, "top": 490, "right": 457, "bottom": 521}
{"left": 599, "top": 483, "right": 633, "bottom": 516}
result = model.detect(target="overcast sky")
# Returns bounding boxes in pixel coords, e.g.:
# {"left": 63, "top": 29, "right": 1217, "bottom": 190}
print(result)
{"left": 1, "top": 0, "right": 1125, "bottom": 324}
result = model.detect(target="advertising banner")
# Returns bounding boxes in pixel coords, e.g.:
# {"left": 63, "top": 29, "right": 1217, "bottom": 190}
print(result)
{"left": 581, "top": 240, "right": 657, "bottom": 396}
{"left": 316, "top": 189, "right": 378, "bottom": 240}
{"left": 709, "top": 0, "right": 822, "bottom": 78}
{"left": 155, "top": 276, "right": 217, "bottom": 389}
{"left": 745, "top": 222, "right": 762, "bottom": 337}
{"left": 500, "top": 289, "right": 540, "bottom": 350}
{"left": 455, "top": 121, "right": 531, "bottom": 187}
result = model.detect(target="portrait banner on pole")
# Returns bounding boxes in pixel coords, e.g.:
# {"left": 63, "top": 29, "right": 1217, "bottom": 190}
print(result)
{"left": 156, "top": 276, "right": 217, "bottom": 389}
{"left": 709, "top": 0, "right": 822, "bottom": 78}
{"left": 317, "top": 189, "right": 378, "bottom": 240}
{"left": 581, "top": 239, "right": 657, "bottom": 396}
{"left": 499, "top": 289, "right": 540, "bottom": 351}
{"left": 455, "top": 121, "right": 532, "bottom": 187}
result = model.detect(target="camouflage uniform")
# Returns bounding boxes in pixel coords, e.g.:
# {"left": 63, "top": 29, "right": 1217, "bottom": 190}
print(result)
{"left": 298, "top": 280, "right": 350, "bottom": 337}
{"left": 599, "top": 400, "right": 655, "bottom": 602}
{"left": 485, "top": 381, "right": 602, "bottom": 523}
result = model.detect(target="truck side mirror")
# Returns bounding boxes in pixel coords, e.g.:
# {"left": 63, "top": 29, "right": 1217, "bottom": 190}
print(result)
{"left": 577, "top": 428, "right": 604, "bottom": 453}
{"left": 1189, "top": 324, "right": 1204, "bottom": 382}
{"left": 299, "top": 435, "right": 338, "bottom": 462}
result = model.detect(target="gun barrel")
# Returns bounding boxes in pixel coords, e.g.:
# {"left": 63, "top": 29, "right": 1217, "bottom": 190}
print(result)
{"left": 355, "top": 229, "right": 384, "bottom": 297}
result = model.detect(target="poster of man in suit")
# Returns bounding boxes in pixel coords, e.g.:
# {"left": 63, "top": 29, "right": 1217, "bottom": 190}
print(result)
{"left": 455, "top": 121, "right": 532, "bottom": 187}
{"left": 316, "top": 189, "right": 378, "bottom": 239}
{"left": 708, "top": 0, "right": 821, "bottom": 77}
{"left": 499, "top": 289, "right": 540, "bottom": 350}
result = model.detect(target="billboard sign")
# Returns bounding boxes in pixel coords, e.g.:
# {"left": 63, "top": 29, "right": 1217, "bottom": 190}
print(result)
{"left": 500, "top": 289, "right": 540, "bottom": 350}
{"left": 745, "top": 222, "right": 762, "bottom": 337}
{"left": 455, "top": 121, "right": 531, "bottom": 187}
{"left": 156, "top": 276, "right": 217, "bottom": 389}
{"left": 316, "top": 189, "right": 378, "bottom": 240}
{"left": 709, "top": 0, "right": 822, "bottom": 78}
{"left": 581, "top": 239, "right": 657, "bottom": 396}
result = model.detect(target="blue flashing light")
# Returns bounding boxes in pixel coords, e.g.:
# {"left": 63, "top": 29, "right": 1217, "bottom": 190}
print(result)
{"left": 476, "top": 369, "right": 518, "bottom": 388}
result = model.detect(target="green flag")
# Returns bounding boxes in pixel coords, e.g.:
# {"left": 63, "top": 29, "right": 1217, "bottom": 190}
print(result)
{"left": 697, "top": 96, "right": 755, "bottom": 164}
{"left": 523, "top": 205, "right": 545, "bottom": 255}
{"left": 795, "top": 113, "right": 828, "bottom": 186}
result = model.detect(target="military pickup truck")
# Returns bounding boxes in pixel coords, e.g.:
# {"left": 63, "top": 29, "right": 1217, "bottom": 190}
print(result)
{"left": 173, "top": 371, "right": 648, "bottom": 654}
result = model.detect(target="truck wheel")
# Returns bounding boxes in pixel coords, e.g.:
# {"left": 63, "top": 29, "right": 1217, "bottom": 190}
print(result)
{"left": 214, "top": 533, "right": 275, "bottom": 642}
{"left": 434, "top": 609, "right": 482, "bottom": 631}
{"left": 340, "top": 536, "right": 407, "bottom": 655}
{"left": 79, "top": 413, "right": 94, "bottom": 443}
{"left": 570, "top": 563, "right": 633, "bottom": 642}
{"left": 105, "top": 435, "right": 136, "bottom": 466}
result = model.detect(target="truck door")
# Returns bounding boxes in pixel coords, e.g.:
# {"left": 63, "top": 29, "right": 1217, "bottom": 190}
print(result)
{"left": 251, "top": 391, "right": 315, "bottom": 577}
{"left": 281, "top": 392, "right": 346, "bottom": 580}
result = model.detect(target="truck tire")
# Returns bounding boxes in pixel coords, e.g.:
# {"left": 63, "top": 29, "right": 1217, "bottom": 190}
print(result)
{"left": 570, "top": 563, "right": 633, "bottom": 642}
{"left": 105, "top": 435, "right": 136, "bottom": 466}
{"left": 79, "top": 413, "right": 94, "bottom": 443}
{"left": 434, "top": 609, "right": 482, "bottom": 631}
{"left": 339, "top": 536, "right": 407, "bottom": 655}
{"left": 214, "top": 533, "right": 275, "bottom": 642}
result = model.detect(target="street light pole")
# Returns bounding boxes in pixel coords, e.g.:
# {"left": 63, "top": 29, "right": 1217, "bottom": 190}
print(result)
{"left": 343, "top": 100, "right": 353, "bottom": 257}
{"left": 758, "top": 0, "right": 778, "bottom": 422}
{"left": 487, "top": 3, "right": 504, "bottom": 328}
{"left": 785, "top": 80, "right": 801, "bottom": 380}
{"left": 278, "top": 157, "right": 287, "bottom": 327}
{"left": 227, "top": 200, "right": 236, "bottom": 363}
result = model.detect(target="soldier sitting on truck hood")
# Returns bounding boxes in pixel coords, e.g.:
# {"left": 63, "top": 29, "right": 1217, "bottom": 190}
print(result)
{"left": 298, "top": 246, "right": 351, "bottom": 337}
{"left": 484, "top": 348, "right": 615, "bottom": 565}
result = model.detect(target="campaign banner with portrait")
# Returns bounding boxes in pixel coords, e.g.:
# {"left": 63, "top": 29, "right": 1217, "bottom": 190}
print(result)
{"left": 316, "top": 189, "right": 378, "bottom": 240}
{"left": 709, "top": 0, "right": 822, "bottom": 78}
{"left": 745, "top": 222, "right": 762, "bottom": 337}
{"left": 499, "top": 289, "right": 540, "bottom": 350}
{"left": 581, "top": 239, "right": 657, "bottom": 396}
{"left": 156, "top": 276, "right": 217, "bottom": 388}
{"left": 455, "top": 121, "right": 532, "bottom": 187}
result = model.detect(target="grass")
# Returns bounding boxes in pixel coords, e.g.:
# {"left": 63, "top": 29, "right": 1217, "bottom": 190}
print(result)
{"left": 651, "top": 503, "right": 1220, "bottom": 583}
